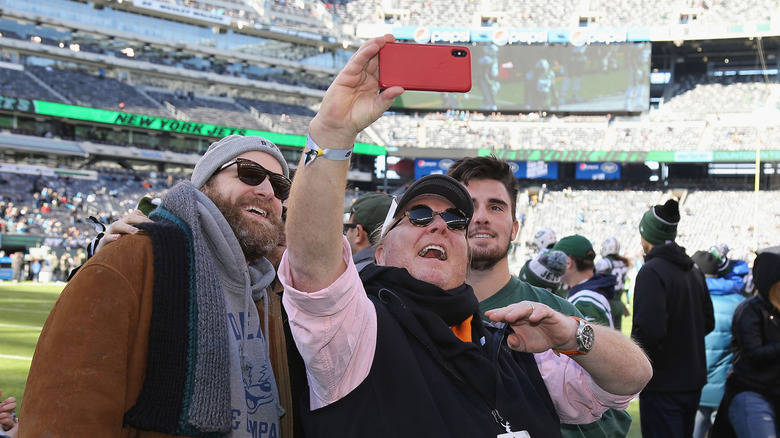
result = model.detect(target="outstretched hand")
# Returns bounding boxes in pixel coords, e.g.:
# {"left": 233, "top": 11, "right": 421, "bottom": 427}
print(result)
{"left": 484, "top": 301, "right": 578, "bottom": 353}
{"left": 308, "top": 34, "right": 404, "bottom": 148}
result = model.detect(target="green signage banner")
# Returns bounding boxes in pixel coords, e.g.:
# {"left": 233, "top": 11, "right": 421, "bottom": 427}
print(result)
{"left": 31, "top": 100, "right": 387, "bottom": 156}
{"left": 483, "top": 149, "right": 676, "bottom": 163}
{"left": 482, "top": 149, "right": 780, "bottom": 163}
{"left": 0, "top": 96, "right": 36, "bottom": 113}
{"left": 713, "top": 150, "right": 780, "bottom": 161}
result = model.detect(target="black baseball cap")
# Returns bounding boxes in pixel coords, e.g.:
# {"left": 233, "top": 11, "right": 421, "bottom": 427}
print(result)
{"left": 380, "top": 174, "right": 474, "bottom": 236}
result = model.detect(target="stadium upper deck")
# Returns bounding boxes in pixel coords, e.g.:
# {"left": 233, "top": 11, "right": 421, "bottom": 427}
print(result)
{"left": 328, "top": 0, "right": 778, "bottom": 29}
{"left": 0, "top": 0, "right": 778, "bottom": 184}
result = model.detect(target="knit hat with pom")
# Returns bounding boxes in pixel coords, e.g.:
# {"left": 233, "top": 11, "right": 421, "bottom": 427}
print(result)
{"left": 639, "top": 199, "right": 680, "bottom": 245}
{"left": 519, "top": 250, "right": 569, "bottom": 292}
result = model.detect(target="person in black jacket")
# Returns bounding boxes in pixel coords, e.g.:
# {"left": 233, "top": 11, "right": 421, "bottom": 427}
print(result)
{"left": 712, "top": 246, "right": 780, "bottom": 438}
{"left": 632, "top": 199, "right": 715, "bottom": 438}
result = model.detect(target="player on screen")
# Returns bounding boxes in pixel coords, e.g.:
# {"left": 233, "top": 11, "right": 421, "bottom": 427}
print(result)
{"left": 525, "top": 58, "right": 559, "bottom": 111}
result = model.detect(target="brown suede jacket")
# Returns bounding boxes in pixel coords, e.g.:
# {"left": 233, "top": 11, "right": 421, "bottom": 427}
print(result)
{"left": 19, "top": 234, "right": 292, "bottom": 438}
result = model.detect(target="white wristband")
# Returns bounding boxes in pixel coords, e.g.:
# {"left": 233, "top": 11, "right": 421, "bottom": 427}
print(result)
{"left": 303, "top": 134, "right": 354, "bottom": 166}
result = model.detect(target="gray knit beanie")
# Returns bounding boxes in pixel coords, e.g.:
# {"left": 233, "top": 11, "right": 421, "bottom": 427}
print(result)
{"left": 519, "top": 250, "right": 568, "bottom": 292}
{"left": 190, "top": 135, "right": 290, "bottom": 189}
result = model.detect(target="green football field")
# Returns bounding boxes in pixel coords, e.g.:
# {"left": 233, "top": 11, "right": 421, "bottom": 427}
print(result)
{"left": 0, "top": 282, "right": 62, "bottom": 409}
{"left": 0, "top": 281, "right": 642, "bottom": 436}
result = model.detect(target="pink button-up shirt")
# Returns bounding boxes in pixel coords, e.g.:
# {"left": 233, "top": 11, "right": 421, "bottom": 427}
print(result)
{"left": 279, "top": 237, "right": 635, "bottom": 424}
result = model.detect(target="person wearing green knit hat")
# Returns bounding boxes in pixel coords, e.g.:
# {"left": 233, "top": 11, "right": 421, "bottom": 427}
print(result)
{"left": 632, "top": 198, "right": 715, "bottom": 438}
{"left": 638, "top": 199, "right": 680, "bottom": 247}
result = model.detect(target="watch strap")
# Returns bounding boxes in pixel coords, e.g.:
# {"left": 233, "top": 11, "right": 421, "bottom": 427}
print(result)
{"left": 552, "top": 316, "right": 590, "bottom": 357}
{"left": 303, "top": 134, "right": 354, "bottom": 166}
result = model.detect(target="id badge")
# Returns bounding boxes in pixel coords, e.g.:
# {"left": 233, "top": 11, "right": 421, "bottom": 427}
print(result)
{"left": 497, "top": 431, "right": 530, "bottom": 438}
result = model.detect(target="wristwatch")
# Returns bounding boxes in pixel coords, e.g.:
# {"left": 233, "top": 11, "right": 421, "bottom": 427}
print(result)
{"left": 553, "top": 317, "right": 594, "bottom": 356}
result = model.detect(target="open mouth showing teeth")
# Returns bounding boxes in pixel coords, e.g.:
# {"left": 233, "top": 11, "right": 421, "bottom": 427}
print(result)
{"left": 246, "top": 206, "right": 268, "bottom": 218}
{"left": 470, "top": 233, "right": 492, "bottom": 239}
{"left": 418, "top": 244, "right": 447, "bottom": 260}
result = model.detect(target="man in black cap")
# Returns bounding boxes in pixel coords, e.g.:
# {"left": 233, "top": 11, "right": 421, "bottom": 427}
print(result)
{"left": 632, "top": 199, "right": 715, "bottom": 438}
{"left": 279, "top": 34, "right": 652, "bottom": 437}
{"left": 343, "top": 192, "right": 393, "bottom": 272}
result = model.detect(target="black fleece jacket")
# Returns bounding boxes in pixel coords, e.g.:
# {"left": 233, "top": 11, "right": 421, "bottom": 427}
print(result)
{"left": 728, "top": 249, "right": 780, "bottom": 399}
{"left": 631, "top": 242, "right": 715, "bottom": 392}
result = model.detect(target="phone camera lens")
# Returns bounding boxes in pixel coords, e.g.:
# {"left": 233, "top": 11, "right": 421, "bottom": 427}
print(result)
{"left": 452, "top": 49, "right": 467, "bottom": 57}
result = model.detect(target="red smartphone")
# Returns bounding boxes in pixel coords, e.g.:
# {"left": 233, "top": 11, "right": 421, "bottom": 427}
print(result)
{"left": 378, "top": 42, "right": 472, "bottom": 93}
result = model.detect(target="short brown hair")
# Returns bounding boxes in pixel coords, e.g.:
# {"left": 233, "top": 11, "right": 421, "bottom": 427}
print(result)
{"left": 447, "top": 155, "right": 519, "bottom": 219}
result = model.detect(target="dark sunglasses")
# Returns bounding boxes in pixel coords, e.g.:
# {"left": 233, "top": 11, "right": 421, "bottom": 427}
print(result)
{"left": 388, "top": 204, "right": 469, "bottom": 233}
{"left": 218, "top": 158, "right": 291, "bottom": 200}
{"left": 343, "top": 223, "right": 358, "bottom": 235}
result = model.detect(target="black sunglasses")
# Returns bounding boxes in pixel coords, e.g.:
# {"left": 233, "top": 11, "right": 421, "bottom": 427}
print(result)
{"left": 343, "top": 223, "right": 358, "bottom": 235}
{"left": 218, "top": 158, "right": 291, "bottom": 200}
{"left": 388, "top": 204, "right": 469, "bottom": 233}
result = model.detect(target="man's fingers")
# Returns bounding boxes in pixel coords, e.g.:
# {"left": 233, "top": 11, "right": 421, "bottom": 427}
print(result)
{"left": 486, "top": 301, "right": 540, "bottom": 324}
{"left": 125, "top": 209, "right": 152, "bottom": 225}
{"left": 341, "top": 35, "right": 392, "bottom": 79}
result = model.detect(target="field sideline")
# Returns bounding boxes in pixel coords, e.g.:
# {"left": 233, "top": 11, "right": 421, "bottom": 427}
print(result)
{"left": 0, "top": 282, "right": 61, "bottom": 409}
{"left": 0, "top": 281, "right": 642, "bottom": 436}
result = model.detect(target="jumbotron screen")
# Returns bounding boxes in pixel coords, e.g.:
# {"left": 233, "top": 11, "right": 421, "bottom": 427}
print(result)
{"left": 391, "top": 42, "right": 651, "bottom": 113}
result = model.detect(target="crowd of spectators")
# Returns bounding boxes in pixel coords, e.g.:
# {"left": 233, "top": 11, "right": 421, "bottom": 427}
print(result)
{"left": 513, "top": 185, "right": 780, "bottom": 275}
{"left": 70, "top": 0, "right": 779, "bottom": 36}
{"left": 3, "top": 164, "right": 778, "bottom": 285}
{"left": 0, "top": 170, "right": 179, "bottom": 259}
{"left": 326, "top": 0, "right": 778, "bottom": 29}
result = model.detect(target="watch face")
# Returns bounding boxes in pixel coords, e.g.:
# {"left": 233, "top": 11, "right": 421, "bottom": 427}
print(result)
{"left": 579, "top": 323, "right": 595, "bottom": 352}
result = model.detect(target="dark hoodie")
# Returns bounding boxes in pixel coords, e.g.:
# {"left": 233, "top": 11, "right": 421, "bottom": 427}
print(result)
{"left": 632, "top": 242, "right": 715, "bottom": 392}
{"left": 568, "top": 273, "right": 617, "bottom": 301}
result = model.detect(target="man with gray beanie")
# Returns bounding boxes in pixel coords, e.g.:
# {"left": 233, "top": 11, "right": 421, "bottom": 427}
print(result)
{"left": 21, "top": 135, "right": 293, "bottom": 437}
{"left": 632, "top": 198, "right": 714, "bottom": 438}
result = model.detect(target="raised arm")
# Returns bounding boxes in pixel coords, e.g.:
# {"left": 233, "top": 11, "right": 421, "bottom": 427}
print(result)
{"left": 486, "top": 301, "right": 652, "bottom": 396}
{"left": 285, "top": 34, "right": 402, "bottom": 292}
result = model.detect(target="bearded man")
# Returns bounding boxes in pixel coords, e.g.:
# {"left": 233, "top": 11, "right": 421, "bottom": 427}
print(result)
{"left": 20, "top": 135, "right": 293, "bottom": 438}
